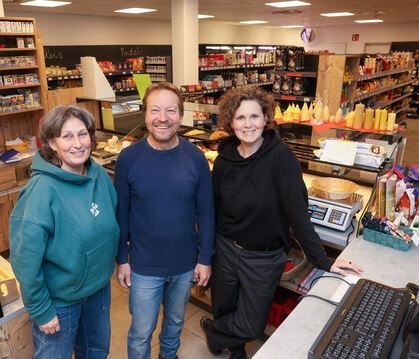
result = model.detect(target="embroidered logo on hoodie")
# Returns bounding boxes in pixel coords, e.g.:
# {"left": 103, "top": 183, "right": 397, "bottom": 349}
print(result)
{"left": 90, "top": 203, "right": 99, "bottom": 217}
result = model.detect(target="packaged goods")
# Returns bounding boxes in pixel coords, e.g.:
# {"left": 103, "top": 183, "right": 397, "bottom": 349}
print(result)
{"left": 281, "top": 76, "right": 292, "bottom": 95}
{"left": 385, "top": 175, "right": 397, "bottom": 221}
{"left": 287, "top": 48, "right": 296, "bottom": 71}
{"left": 292, "top": 77, "right": 304, "bottom": 95}
{"left": 16, "top": 38, "right": 25, "bottom": 48}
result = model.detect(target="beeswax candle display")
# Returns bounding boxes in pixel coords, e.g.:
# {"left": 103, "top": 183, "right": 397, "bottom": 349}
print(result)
{"left": 364, "top": 108, "right": 374, "bottom": 129}
{"left": 373, "top": 109, "right": 381, "bottom": 130}
{"left": 354, "top": 103, "right": 364, "bottom": 129}
{"left": 379, "top": 109, "right": 388, "bottom": 130}
{"left": 387, "top": 112, "right": 396, "bottom": 131}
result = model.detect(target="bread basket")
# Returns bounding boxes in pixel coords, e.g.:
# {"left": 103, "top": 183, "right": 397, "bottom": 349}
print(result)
{"left": 311, "top": 177, "right": 358, "bottom": 200}
{"left": 281, "top": 234, "right": 308, "bottom": 281}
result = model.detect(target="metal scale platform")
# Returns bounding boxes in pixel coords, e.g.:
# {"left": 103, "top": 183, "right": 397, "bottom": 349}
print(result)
{"left": 308, "top": 188, "right": 364, "bottom": 232}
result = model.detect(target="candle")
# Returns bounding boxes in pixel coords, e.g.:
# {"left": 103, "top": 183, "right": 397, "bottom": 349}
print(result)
{"left": 364, "top": 108, "right": 374, "bottom": 129}
{"left": 380, "top": 109, "right": 388, "bottom": 130}
{"left": 346, "top": 111, "right": 355, "bottom": 127}
{"left": 373, "top": 109, "right": 381, "bottom": 129}
{"left": 354, "top": 103, "right": 364, "bottom": 129}
{"left": 387, "top": 112, "right": 396, "bottom": 131}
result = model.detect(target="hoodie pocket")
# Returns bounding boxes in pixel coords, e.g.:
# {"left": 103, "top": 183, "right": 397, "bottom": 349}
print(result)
{"left": 72, "top": 232, "right": 118, "bottom": 294}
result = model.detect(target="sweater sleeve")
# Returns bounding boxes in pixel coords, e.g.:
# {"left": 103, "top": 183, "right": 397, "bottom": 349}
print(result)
{"left": 114, "top": 152, "right": 131, "bottom": 265}
{"left": 277, "top": 145, "right": 334, "bottom": 271}
{"left": 196, "top": 155, "right": 215, "bottom": 266}
{"left": 9, "top": 216, "right": 57, "bottom": 326}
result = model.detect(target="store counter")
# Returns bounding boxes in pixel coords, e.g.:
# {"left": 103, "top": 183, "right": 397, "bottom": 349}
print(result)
{"left": 253, "top": 237, "right": 419, "bottom": 358}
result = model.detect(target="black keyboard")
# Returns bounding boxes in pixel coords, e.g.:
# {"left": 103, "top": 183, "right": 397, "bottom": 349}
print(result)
{"left": 308, "top": 278, "right": 412, "bottom": 359}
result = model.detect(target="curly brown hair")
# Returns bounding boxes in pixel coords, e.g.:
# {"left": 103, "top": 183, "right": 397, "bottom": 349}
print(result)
{"left": 142, "top": 82, "right": 184, "bottom": 117}
{"left": 39, "top": 105, "right": 97, "bottom": 167}
{"left": 217, "top": 85, "right": 275, "bottom": 134}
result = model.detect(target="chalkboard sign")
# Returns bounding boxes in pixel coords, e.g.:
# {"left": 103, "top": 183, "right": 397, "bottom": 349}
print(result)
{"left": 390, "top": 42, "right": 419, "bottom": 52}
{"left": 44, "top": 44, "right": 172, "bottom": 68}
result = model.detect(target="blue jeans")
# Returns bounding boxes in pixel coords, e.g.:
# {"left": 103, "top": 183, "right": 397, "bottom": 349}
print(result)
{"left": 31, "top": 282, "right": 111, "bottom": 359}
{"left": 127, "top": 269, "right": 194, "bottom": 359}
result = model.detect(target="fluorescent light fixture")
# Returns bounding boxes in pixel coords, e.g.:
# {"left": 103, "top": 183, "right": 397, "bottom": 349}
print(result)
{"left": 240, "top": 20, "right": 267, "bottom": 24}
{"left": 355, "top": 19, "right": 383, "bottom": 23}
{"left": 206, "top": 46, "right": 231, "bottom": 50}
{"left": 21, "top": 0, "right": 71, "bottom": 7}
{"left": 320, "top": 12, "right": 354, "bottom": 17}
{"left": 198, "top": 14, "right": 214, "bottom": 19}
{"left": 114, "top": 8, "right": 156, "bottom": 14}
{"left": 259, "top": 46, "right": 277, "bottom": 50}
{"left": 234, "top": 46, "right": 255, "bottom": 50}
{"left": 282, "top": 25, "right": 304, "bottom": 28}
{"left": 265, "top": 1, "right": 311, "bottom": 8}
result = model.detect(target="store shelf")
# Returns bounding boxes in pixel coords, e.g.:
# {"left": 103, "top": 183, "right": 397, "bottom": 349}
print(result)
{"left": 0, "top": 32, "right": 34, "bottom": 36}
{"left": 145, "top": 61, "right": 166, "bottom": 65}
{"left": 395, "top": 104, "right": 410, "bottom": 114}
{"left": 0, "top": 66, "right": 38, "bottom": 71}
{"left": 113, "top": 87, "right": 137, "bottom": 93}
{"left": 0, "top": 47, "right": 36, "bottom": 51}
{"left": 372, "top": 92, "right": 412, "bottom": 109}
{"left": 146, "top": 70, "right": 166, "bottom": 74}
{"left": 199, "top": 63, "right": 275, "bottom": 72}
{"left": 273, "top": 94, "right": 315, "bottom": 102}
{"left": 354, "top": 80, "right": 413, "bottom": 102}
{"left": 279, "top": 262, "right": 314, "bottom": 295}
{"left": 182, "top": 81, "right": 274, "bottom": 96}
{"left": 275, "top": 71, "right": 317, "bottom": 78}
{"left": 357, "top": 67, "right": 415, "bottom": 82}
{"left": 0, "top": 106, "right": 43, "bottom": 116}
{"left": 47, "top": 74, "right": 82, "bottom": 81}
{"left": 103, "top": 70, "right": 145, "bottom": 77}
{"left": 0, "top": 83, "right": 40, "bottom": 90}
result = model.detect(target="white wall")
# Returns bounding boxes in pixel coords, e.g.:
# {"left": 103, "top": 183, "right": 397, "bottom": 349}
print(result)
{"left": 304, "top": 22, "right": 419, "bottom": 54}
{"left": 6, "top": 11, "right": 172, "bottom": 45}
{"left": 6, "top": 10, "right": 419, "bottom": 53}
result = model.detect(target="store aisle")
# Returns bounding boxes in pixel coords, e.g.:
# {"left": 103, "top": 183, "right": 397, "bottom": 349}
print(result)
{"left": 109, "top": 270, "right": 264, "bottom": 359}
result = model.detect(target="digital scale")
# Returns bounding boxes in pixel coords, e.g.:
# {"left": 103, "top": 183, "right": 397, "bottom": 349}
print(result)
{"left": 308, "top": 188, "right": 364, "bottom": 231}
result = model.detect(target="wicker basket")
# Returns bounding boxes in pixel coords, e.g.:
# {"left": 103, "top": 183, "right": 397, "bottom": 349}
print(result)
{"left": 282, "top": 234, "right": 308, "bottom": 281}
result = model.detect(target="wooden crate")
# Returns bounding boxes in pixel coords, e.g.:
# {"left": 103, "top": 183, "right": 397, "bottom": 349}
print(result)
{"left": 0, "top": 312, "right": 33, "bottom": 359}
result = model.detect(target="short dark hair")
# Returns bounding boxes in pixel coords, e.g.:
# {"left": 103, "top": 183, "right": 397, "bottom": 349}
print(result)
{"left": 217, "top": 85, "right": 275, "bottom": 134}
{"left": 142, "top": 82, "right": 184, "bottom": 117}
{"left": 39, "top": 105, "right": 97, "bottom": 167}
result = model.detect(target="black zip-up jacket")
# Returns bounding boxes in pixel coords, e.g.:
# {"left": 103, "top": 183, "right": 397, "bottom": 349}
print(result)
{"left": 212, "top": 129, "right": 334, "bottom": 271}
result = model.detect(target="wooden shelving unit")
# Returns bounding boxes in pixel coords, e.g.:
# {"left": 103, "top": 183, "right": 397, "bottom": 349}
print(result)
{"left": 0, "top": 17, "right": 48, "bottom": 254}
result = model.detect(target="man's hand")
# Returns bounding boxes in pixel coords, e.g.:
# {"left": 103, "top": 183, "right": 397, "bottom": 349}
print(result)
{"left": 117, "top": 263, "right": 132, "bottom": 288}
{"left": 193, "top": 263, "right": 211, "bottom": 287}
{"left": 330, "top": 259, "right": 363, "bottom": 277}
{"left": 39, "top": 315, "right": 60, "bottom": 335}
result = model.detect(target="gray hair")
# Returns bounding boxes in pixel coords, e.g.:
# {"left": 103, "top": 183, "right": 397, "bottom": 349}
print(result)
{"left": 39, "top": 105, "right": 97, "bottom": 167}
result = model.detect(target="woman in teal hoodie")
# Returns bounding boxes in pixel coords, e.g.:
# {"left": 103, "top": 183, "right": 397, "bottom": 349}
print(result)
{"left": 9, "top": 105, "right": 120, "bottom": 359}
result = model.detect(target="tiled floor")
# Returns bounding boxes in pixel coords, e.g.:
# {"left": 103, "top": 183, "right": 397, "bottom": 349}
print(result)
{"left": 109, "top": 270, "right": 264, "bottom": 359}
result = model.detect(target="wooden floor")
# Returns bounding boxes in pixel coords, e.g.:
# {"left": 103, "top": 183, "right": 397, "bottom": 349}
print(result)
{"left": 402, "top": 117, "right": 419, "bottom": 165}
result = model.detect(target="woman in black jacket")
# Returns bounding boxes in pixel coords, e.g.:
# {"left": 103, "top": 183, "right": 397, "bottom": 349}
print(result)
{"left": 200, "top": 86, "right": 362, "bottom": 359}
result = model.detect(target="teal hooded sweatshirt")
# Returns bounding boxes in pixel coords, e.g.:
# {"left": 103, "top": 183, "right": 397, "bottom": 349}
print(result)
{"left": 9, "top": 151, "right": 120, "bottom": 326}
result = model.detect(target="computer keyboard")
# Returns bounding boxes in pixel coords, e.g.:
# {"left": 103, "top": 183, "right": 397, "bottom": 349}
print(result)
{"left": 308, "top": 278, "right": 412, "bottom": 359}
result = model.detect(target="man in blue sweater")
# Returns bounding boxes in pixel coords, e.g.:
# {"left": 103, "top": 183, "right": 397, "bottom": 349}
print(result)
{"left": 115, "top": 82, "right": 215, "bottom": 359}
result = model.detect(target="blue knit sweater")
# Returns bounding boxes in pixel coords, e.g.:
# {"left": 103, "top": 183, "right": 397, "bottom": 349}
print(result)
{"left": 115, "top": 137, "right": 215, "bottom": 277}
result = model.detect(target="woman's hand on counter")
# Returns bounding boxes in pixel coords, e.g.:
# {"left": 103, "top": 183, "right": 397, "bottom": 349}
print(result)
{"left": 39, "top": 315, "right": 60, "bottom": 335}
{"left": 330, "top": 259, "right": 363, "bottom": 276}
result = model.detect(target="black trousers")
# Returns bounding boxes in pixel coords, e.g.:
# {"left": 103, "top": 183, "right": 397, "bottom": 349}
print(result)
{"left": 208, "top": 234, "right": 287, "bottom": 351}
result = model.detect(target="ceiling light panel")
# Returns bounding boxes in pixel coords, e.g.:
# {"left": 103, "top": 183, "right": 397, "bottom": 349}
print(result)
{"left": 355, "top": 19, "right": 383, "bottom": 23}
{"left": 240, "top": 20, "right": 268, "bottom": 24}
{"left": 282, "top": 25, "right": 304, "bottom": 28}
{"left": 21, "top": 0, "right": 71, "bottom": 7}
{"left": 265, "top": 1, "right": 311, "bottom": 8}
{"left": 320, "top": 12, "right": 354, "bottom": 17}
{"left": 198, "top": 14, "right": 214, "bottom": 19}
{"left": 114, "top": 8, "right": 156, "bottom": 14}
